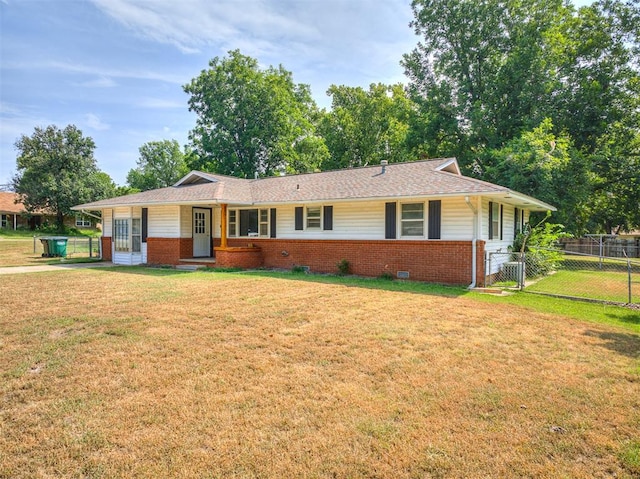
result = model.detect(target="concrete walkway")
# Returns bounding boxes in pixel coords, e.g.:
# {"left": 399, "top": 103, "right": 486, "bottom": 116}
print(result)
{"left": 0, "top": 262, "right": 115, "bottom": 275}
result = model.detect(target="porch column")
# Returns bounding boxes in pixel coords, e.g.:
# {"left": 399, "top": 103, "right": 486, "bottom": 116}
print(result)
{"left": 13, "top": 214, "right": 17, "bottom": 230}
{"left": 220, "top": 203, "right": 228, "bottom": 249}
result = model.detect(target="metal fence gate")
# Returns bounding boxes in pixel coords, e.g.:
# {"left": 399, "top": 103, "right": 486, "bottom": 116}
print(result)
{"left": 486, "top": 249, "right": 639, "bottom": 306}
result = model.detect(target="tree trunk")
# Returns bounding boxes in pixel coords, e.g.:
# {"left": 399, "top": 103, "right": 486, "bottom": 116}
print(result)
{"left": 56, "top": 210, "right": 65, "bottom": 232}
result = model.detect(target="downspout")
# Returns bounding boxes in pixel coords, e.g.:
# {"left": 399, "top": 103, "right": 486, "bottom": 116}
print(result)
{"left": 465, "top": 196, "right": 478, "bottom": 289}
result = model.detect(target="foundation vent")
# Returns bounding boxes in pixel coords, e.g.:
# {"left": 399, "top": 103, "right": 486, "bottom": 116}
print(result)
{"left": 397, "top": 271, "right": 410, "bottom": 279}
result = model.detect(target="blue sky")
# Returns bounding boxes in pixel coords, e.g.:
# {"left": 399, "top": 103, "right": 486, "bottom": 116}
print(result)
{"left": 0, "top": 0, "right": 592, "bottom": 188}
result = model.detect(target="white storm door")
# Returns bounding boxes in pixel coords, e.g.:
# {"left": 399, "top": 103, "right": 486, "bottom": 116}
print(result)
{"left": 193, "top": 208, "right": 211, "bottom": 257}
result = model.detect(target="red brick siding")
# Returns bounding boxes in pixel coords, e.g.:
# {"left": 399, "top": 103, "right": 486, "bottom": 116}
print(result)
{"left": 215, "top": 248, "right": 263, "bottom": 269}
{"left": 147, "top": 236, "right": 485, "bottom": 285}
{"left": 101, "top": 237, "right": 112, "bottom": 261}
{"left": 147, "top": 238, "right": 192, "bottom": 265}
{"left": 225, "top": 238, "right": 485, "bottom": 285}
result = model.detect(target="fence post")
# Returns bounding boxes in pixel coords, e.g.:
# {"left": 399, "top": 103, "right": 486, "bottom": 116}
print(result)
{"left": 519, "top": 252, "right": 525, "bottom": 290}
{"left": 488, "top": 253, "right": 492, "bottom": 287}
{"left": 33, "top": 235, "right": 36, "bottom": 254}
{"left": 627, "top": 255, "right": 632, "bottom": 305}
{"left": 89, "top": 237, "right": 92, "bottom": 258}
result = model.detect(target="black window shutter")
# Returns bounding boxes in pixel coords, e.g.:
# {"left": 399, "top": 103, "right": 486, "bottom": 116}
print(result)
{"left": 295, "top": 206, "right": 303, "bottom": 230}
{"left": 500, "top": 204, "right": 504, "bottom": 240}
{"left": 514, "top": 207, "right": 519, "bottom": 239}
{"left": 385, "top": 202, "right": 396, "bottom": 239}
{"left": 428, "top": 200, "right": 441, "bottom": 239}
{"left": 141, "top": 208, "right": 148, "bottom": 243}
{"left": 488, "top": 201, "right": 494, "bottom": 239}
{"left": 323, "top": 205, "right": 333, "bottom": 230}
{"left": 270, "top": 208, "right": 277, "bottom": 238}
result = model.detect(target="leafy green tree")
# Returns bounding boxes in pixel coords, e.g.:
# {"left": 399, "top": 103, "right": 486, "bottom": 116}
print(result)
{"left": 586, "top": 123, "right": 640, "bottom": 233}
{"left": 403, "top": 0, "right": 640, "bottom": 233}
{"left": 483, "top": 119, "right": 590, "bottom": 232}
{"left": 184, "top": 50, "right": 328, "bottom": 177}
{"left": 12, "top": 124, "right": 111, "bottom": 230}
{"left": 318, "top": 83, "right": 413, "bottom": 169}
{"left": 126, "top": 140, "right": 189, "bottom": 191}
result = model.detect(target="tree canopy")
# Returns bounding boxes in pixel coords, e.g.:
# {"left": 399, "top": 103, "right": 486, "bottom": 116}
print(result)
{"left": 12, "top": 124, "right": 114, "bottom": 230}
{"left": 318, "top": 83, "right": 413, "bottom": 170}
{"left": 402, "top": 0, "right": 640, "bottom": 233}
{"left": 127, "top": 139, "right": 189, "bottom": 191}
{"left": 184, "top": 50, "right": 328, "bottom": 178}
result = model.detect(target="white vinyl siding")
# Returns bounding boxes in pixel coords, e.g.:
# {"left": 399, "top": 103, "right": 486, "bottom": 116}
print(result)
{"left": 180, "top": 205, "right": 192, "bottom": 238}
{"left": 148, "top": 206, "right": 181, "bottom": 238}
{"left": 440, "top": 198, "right": 474, "bottom": 240}
{"left": 102, "top": 209, "right": 113, "bottom": 236}
{"left": 277, "top": 201, "right": 384, "bottom": 239}
{"left": 482, "top": 198, "right": 518, "bottom": 253}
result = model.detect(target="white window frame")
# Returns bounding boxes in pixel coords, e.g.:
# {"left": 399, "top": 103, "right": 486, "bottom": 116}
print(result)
{"left": 491, "top": 202, "right": 500, "bottom": 239}
{"left": 114, "top": 219, "right": 130, "bottom": 252}
{"left": 75, "top": 214, "right": 91, "bottom": 228}
{"left": 227, "top": 208, "right": 270, "bottom": 238}
{"left": 400, "top": 202, "right": 424, "bottom": 237}
{"left": 132, "top": 218, "right": 141, "bottom": 253}
{"left": 228, "top": 210, "right": 237, "bottom": 237}
{"left": 306, "top": 206, "right": 321, "bottom": 229}
{"left": 259, "top": 208, "right": 269, "bottom": 237}
{"left": 114, "top": 216, "right": 141, "bottom": 253}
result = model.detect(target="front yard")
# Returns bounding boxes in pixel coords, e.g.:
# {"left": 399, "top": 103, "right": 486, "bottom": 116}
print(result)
{"left": 1, "top": 267, "right": 639, "bottom": 478}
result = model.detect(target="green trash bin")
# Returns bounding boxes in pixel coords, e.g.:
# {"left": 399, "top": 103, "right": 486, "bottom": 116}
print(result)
{"left": 49, "top": 237, "right": 68, "bottom": 257}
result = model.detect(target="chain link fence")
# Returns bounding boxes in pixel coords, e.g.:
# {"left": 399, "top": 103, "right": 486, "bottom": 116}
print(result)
{"left": 32, "top": 236, "right": 101, "bottom": 258}
{"left": 486, "top": 249, "right": 639, "bottom": 306}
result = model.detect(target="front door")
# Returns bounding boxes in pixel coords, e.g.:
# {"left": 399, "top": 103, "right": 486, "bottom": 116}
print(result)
{"left": 193, "top": 208, "right": 211, "bottom": 257}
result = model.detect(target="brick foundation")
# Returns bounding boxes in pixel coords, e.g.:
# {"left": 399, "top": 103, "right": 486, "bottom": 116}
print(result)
{"left": 215, "top": 247, "right": 263, "bottom": 269}
{"left": 225, "top": 238, "right": 485, "bottom": 286}
{"left": 101, "top": 237, "right": 112, "bottom": 261}
{"left": 147, "top": 238, "right": 193, "bottom": 265}
{"left": 142, "top": 237, "right": 484, "bottom": 286}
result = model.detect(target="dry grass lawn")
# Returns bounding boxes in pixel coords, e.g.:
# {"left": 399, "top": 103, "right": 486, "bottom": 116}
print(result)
{"left": 0, "top": 238, "right": 52, "bottom": 267}
{"left": 1, "top": 268, "right": 639, "bottom": 478}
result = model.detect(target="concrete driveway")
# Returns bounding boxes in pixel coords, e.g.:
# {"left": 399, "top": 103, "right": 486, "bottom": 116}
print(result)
{"left": 0, "top": 262, "right": 114, "bottom": 275}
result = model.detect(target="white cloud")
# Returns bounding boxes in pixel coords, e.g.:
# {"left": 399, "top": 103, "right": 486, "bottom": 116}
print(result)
{"left": 88, "top": 0, "right": 416, "bottom": 84}
{"left": 75, "top": 76, "right": 118, "bottom": 88}
{"left": 4, "top": 59, "right": 187, "bottom": 85}
{"left": 85, "top": 113, "right": 110, "bottom": 131}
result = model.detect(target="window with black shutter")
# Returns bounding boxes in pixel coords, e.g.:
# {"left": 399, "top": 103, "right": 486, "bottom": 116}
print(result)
{"left": 428, "top": 200, "right": 441, "bottom": 239}
{"left": 270, "top": 208, "right": 277, "bottom": 238}
{"left": 385, "top": 202, "right": 397, "bottom": 239}
{"left": 141, "top": 208, "right": 148, "bottom": 243}
{"left": 323, "top": 205, "right": 333, "bottom": 230}
{"left": 295, "top": 207, "right": 303, "bottom": 230}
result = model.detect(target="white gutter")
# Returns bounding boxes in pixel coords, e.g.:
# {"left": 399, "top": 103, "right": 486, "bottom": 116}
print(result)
{"left": 464, "top": 196, "right": 478, "bottom": 289}
{"left": 78, "top": 209, "right": 103, "bottom": 221}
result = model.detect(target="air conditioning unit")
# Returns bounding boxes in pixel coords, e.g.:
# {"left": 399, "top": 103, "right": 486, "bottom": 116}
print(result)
{"left": 503, "top": 261, "right": 525, "bottom": 283}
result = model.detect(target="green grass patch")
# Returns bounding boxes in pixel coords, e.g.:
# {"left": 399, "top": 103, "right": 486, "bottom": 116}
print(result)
{"left": 527, "top": 269, "right": 637, "bottom": 303}
{"left": 0, "top": 227, "right": 100, "bottom": 239}
{"left": 473, "top": 289, "right": 640, "bottom": 333}
{"left": 619, "top": 440, "right": 640, "bottom": 475}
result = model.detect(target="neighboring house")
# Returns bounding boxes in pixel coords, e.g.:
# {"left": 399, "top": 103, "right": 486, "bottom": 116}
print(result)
{"left": 73, "top": 158, "right": 555, "bottom": 285}
{"left": 0, "top": 192, "right": 97, "bottom": 230}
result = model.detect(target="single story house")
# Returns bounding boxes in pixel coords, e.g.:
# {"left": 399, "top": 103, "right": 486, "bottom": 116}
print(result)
{"left": 73, "top": 158, "right": 555, "bottom": 286}
{"left": 0, "top": 192, "right": 97, "bottom": 231}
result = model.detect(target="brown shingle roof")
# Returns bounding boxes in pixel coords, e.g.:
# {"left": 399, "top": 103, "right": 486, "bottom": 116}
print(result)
{"left": 73, "top": 158, "right": 555, "bottom": 211}
{"left": 0, "top": 192, "right": 25, "bottom": 214}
